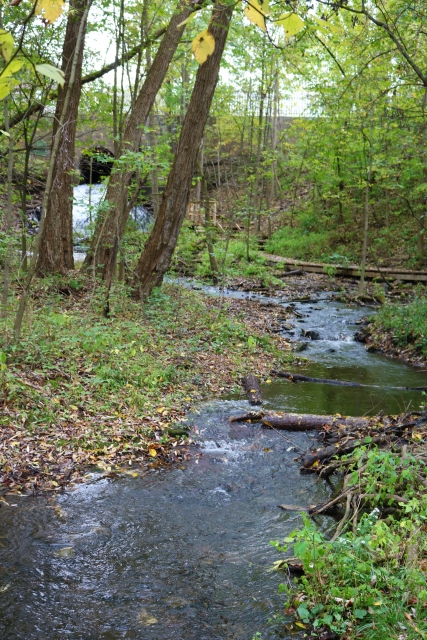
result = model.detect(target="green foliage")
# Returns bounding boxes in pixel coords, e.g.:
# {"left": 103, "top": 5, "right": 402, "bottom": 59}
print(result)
{"left": 0, "top": 277, "right": 293, "bottom": 435}
{"left": 264, "top": 226, "right": 331, "bottom": 262}
{"left": 272, "top": 448, "right": 427, "bottom": 639}
{"left": 172, "top": 226, "right": 283, "bottom": 286}
{"left": 373, "top": 296, "right": 427, "bottom": 356}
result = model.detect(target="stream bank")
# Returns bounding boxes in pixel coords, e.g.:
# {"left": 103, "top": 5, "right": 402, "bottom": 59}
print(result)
{"left": 1, "top": 277, "right": 427, "bottom": 639}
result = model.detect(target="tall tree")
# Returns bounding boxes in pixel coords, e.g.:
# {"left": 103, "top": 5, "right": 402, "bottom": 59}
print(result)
{"left": 132, "top": 1, "right": 233, "bottom": 299}
{"left": 36, "top": 0, "right": 90, "bottom": 275}
{"left": 82, "top": 0, "right": 198, "bottom": 277}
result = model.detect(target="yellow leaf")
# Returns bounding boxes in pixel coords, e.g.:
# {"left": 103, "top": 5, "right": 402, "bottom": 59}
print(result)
{"left": 0, "top": 30, "right": 14, "bottom": 62}
{"left": 177, "top": 12, "right": 197, "bottom": 29}
{"left": 295, "top": 621, "right": 306, "bottom": 628}
{"left": 0, "top": 59, "right": 23, "bottom": 78}
{"left": 0, "top": 78, "right": 12, "bottom": 100}
{"left": 276, "top": 12, "right": 305, "bottom": 37}
{"left": 191, "top": 29, "right": 215, "bottom": 65}
{"left": 35, "top": 0, "right": 66, "bottom": 24}
{"left": 412, "top": 433, "right": 423, "bottom": 441}
{"left": 266, "top": 379, "right": 271, "bottom": 383}
{"left": 157, "top": 406, "right": 165, "bottom": 413}
{"left": 149, "top": 448, "right": 157, "bottom": 457}
{"left": 244, "top": 0, "right": 266, "bottom": 32}
{"left": 70, "top": 405, "right": 78, "bottom": 411}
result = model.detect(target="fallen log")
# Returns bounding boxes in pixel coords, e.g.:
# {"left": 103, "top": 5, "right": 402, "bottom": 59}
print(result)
{"left": 242, "top": 374, "right": 263, "bottom": 405}
{"left": 282, "top": 269, "right": 304, "bottom": 277}
{"left": 272, "top": 370, "right": 427, "bottom": 392}
{"left": 262, "top": 412, "right": 370, "bottom": 431}
{"left": 229, "top": 411, "right": 264, "bottom": 423}
{"left": 302, "top": 435, "right": 388, "bottom": 468}
{"left": 273, "top": 371, "right": 364, "bottom": 387}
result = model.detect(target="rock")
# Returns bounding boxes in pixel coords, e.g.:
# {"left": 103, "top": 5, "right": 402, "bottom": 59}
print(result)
{"left": 301, "top": 329, "right": 320, "bottom": 340}
{"left": 365, "top": 344, "right": 377, "bottom": 353}
{"left": 294, "top": 342, "right": 309, "bottom": 352}
{"left": 354, "top": 329, "right": 368, "bottom": 343}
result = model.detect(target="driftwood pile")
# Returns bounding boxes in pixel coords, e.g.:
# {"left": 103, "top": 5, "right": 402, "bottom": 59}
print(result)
{"left": 233, "top": 379, "right": 427, "bottom": 551}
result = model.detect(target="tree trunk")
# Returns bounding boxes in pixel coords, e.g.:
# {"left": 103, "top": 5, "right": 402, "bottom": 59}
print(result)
{"left": 359, "top": 115, "right": 373, "bottom": 295}
{"left": 36, "top": 0, "right": 90, "bottom": 275}
{"left": 82, "top": 0, "right": 195, "bottom": 278}
{"left": 1, "top": 98, "right": 14, "bottom": 318}
{"left": 132, "top": 2, "right": 233, "bottom": 299}
{"left": 14, "top": 1, "right": 92, "bottom": 340}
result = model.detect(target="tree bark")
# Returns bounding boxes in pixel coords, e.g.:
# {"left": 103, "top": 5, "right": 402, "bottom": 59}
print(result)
{"left": 133, "top": 2, "right": 233, "bottom": 298}
{"left": 262, "top": 413, "right": 371, "bottom": 431}
{"left": 1, "top": 98, "right": 14, "bottom": 318}
{"left": 14, "top": 1, "right": 92, "bottom": 341}
{"left": 36, "top": 0, "right": 90, "bottom": 275}
{"left": 82, "top": 0, "right": 195, "bottom": 277}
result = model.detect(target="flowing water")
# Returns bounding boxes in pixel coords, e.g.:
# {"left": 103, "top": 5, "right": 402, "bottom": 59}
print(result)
{"left": 1, "top": 287, "right": 426, "bottom": 639}
{"left": 72, "top": 184, "right": 152, "bottom": 261}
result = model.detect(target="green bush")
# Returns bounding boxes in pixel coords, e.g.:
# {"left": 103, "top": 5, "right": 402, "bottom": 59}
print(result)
{"left": 373, "top": 296, "right": 427, "bottom": 356}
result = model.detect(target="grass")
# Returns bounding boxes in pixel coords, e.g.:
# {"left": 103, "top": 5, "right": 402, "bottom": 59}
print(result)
{"left": 371, "top": 295, "right": 427, "bottom": 357}
{"left": 0, "top": 275, "right": 295, "bottom": 493}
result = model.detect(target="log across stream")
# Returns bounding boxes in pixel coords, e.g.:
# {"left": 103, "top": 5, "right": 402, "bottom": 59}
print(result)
{"left": 0, "top": 287, "right": 426, "bottom": 639}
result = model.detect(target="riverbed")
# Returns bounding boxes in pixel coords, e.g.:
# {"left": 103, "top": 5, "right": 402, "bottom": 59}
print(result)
{"left": 0, "top": 287, "right": 426, "bottom": 639}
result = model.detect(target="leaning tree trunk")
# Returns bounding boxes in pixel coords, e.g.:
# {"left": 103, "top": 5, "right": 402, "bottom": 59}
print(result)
{"left": 36, "top": 0, "right": 90, "bottom": 275}
{"left": 82, "top": 0, "right": 195, "bottom": 278}
{"left": 132, "top": 2, "right": 233, "bottom": 298}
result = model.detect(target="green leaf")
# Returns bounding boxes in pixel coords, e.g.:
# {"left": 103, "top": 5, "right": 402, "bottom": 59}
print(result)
{"left": 0, "top": 30, "right": 14, "bottom": 62}
{"left": 354, "top": 608, "right": 368, "bottom": 619}
{"left": 310, "top": 14, "right": 344, "bottom": 34}
{"left": 0, "top": 352, "right": 6, "bottom": 364}
{"left": 297, "top": 604, "right": 310, "bottom": 619}
{"left": 275, "top": 12, "right": 304, "bottom": 38}
{"left": 35, "top": 63, "right": 65, "bottom": 87}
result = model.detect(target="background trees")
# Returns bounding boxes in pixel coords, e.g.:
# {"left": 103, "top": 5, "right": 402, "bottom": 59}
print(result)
{"left": 1, "top": 0, "right": 427, "bottom": 332}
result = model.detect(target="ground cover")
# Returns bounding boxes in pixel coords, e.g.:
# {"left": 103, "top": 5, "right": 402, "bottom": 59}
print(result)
{"left": 270, "top": 410, "right": 427, "bottom": 640}
{"left": 364, "top": 295, "right": 427, "bottom": 367}
{"left": 0, "top": 276, "right": 296, "bottom": 495}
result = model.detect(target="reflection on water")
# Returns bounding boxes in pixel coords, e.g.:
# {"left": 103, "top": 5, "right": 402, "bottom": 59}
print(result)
{"left": 0, "top": 404, "right": 328, "bottom": 639}
{"left": 0, "top": 290, "right": 426, "bottom": 639}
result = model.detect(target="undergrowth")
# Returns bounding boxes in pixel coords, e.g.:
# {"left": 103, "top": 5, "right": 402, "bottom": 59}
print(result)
{"left": 171, "top": 224, "right": 283, "bottom": 286}
{"left": 371, "top": 296, "right": 427, "bottom": 357}
{"left": 272, "top": 445, "right": 427, "bottom": 639}
{"left": 0, "top": 276, "right": 294, "bottom": 491}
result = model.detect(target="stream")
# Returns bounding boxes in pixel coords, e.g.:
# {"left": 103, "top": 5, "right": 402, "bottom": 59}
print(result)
{"left": 1, "top": 287, "right": 426, "bottom": 639}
